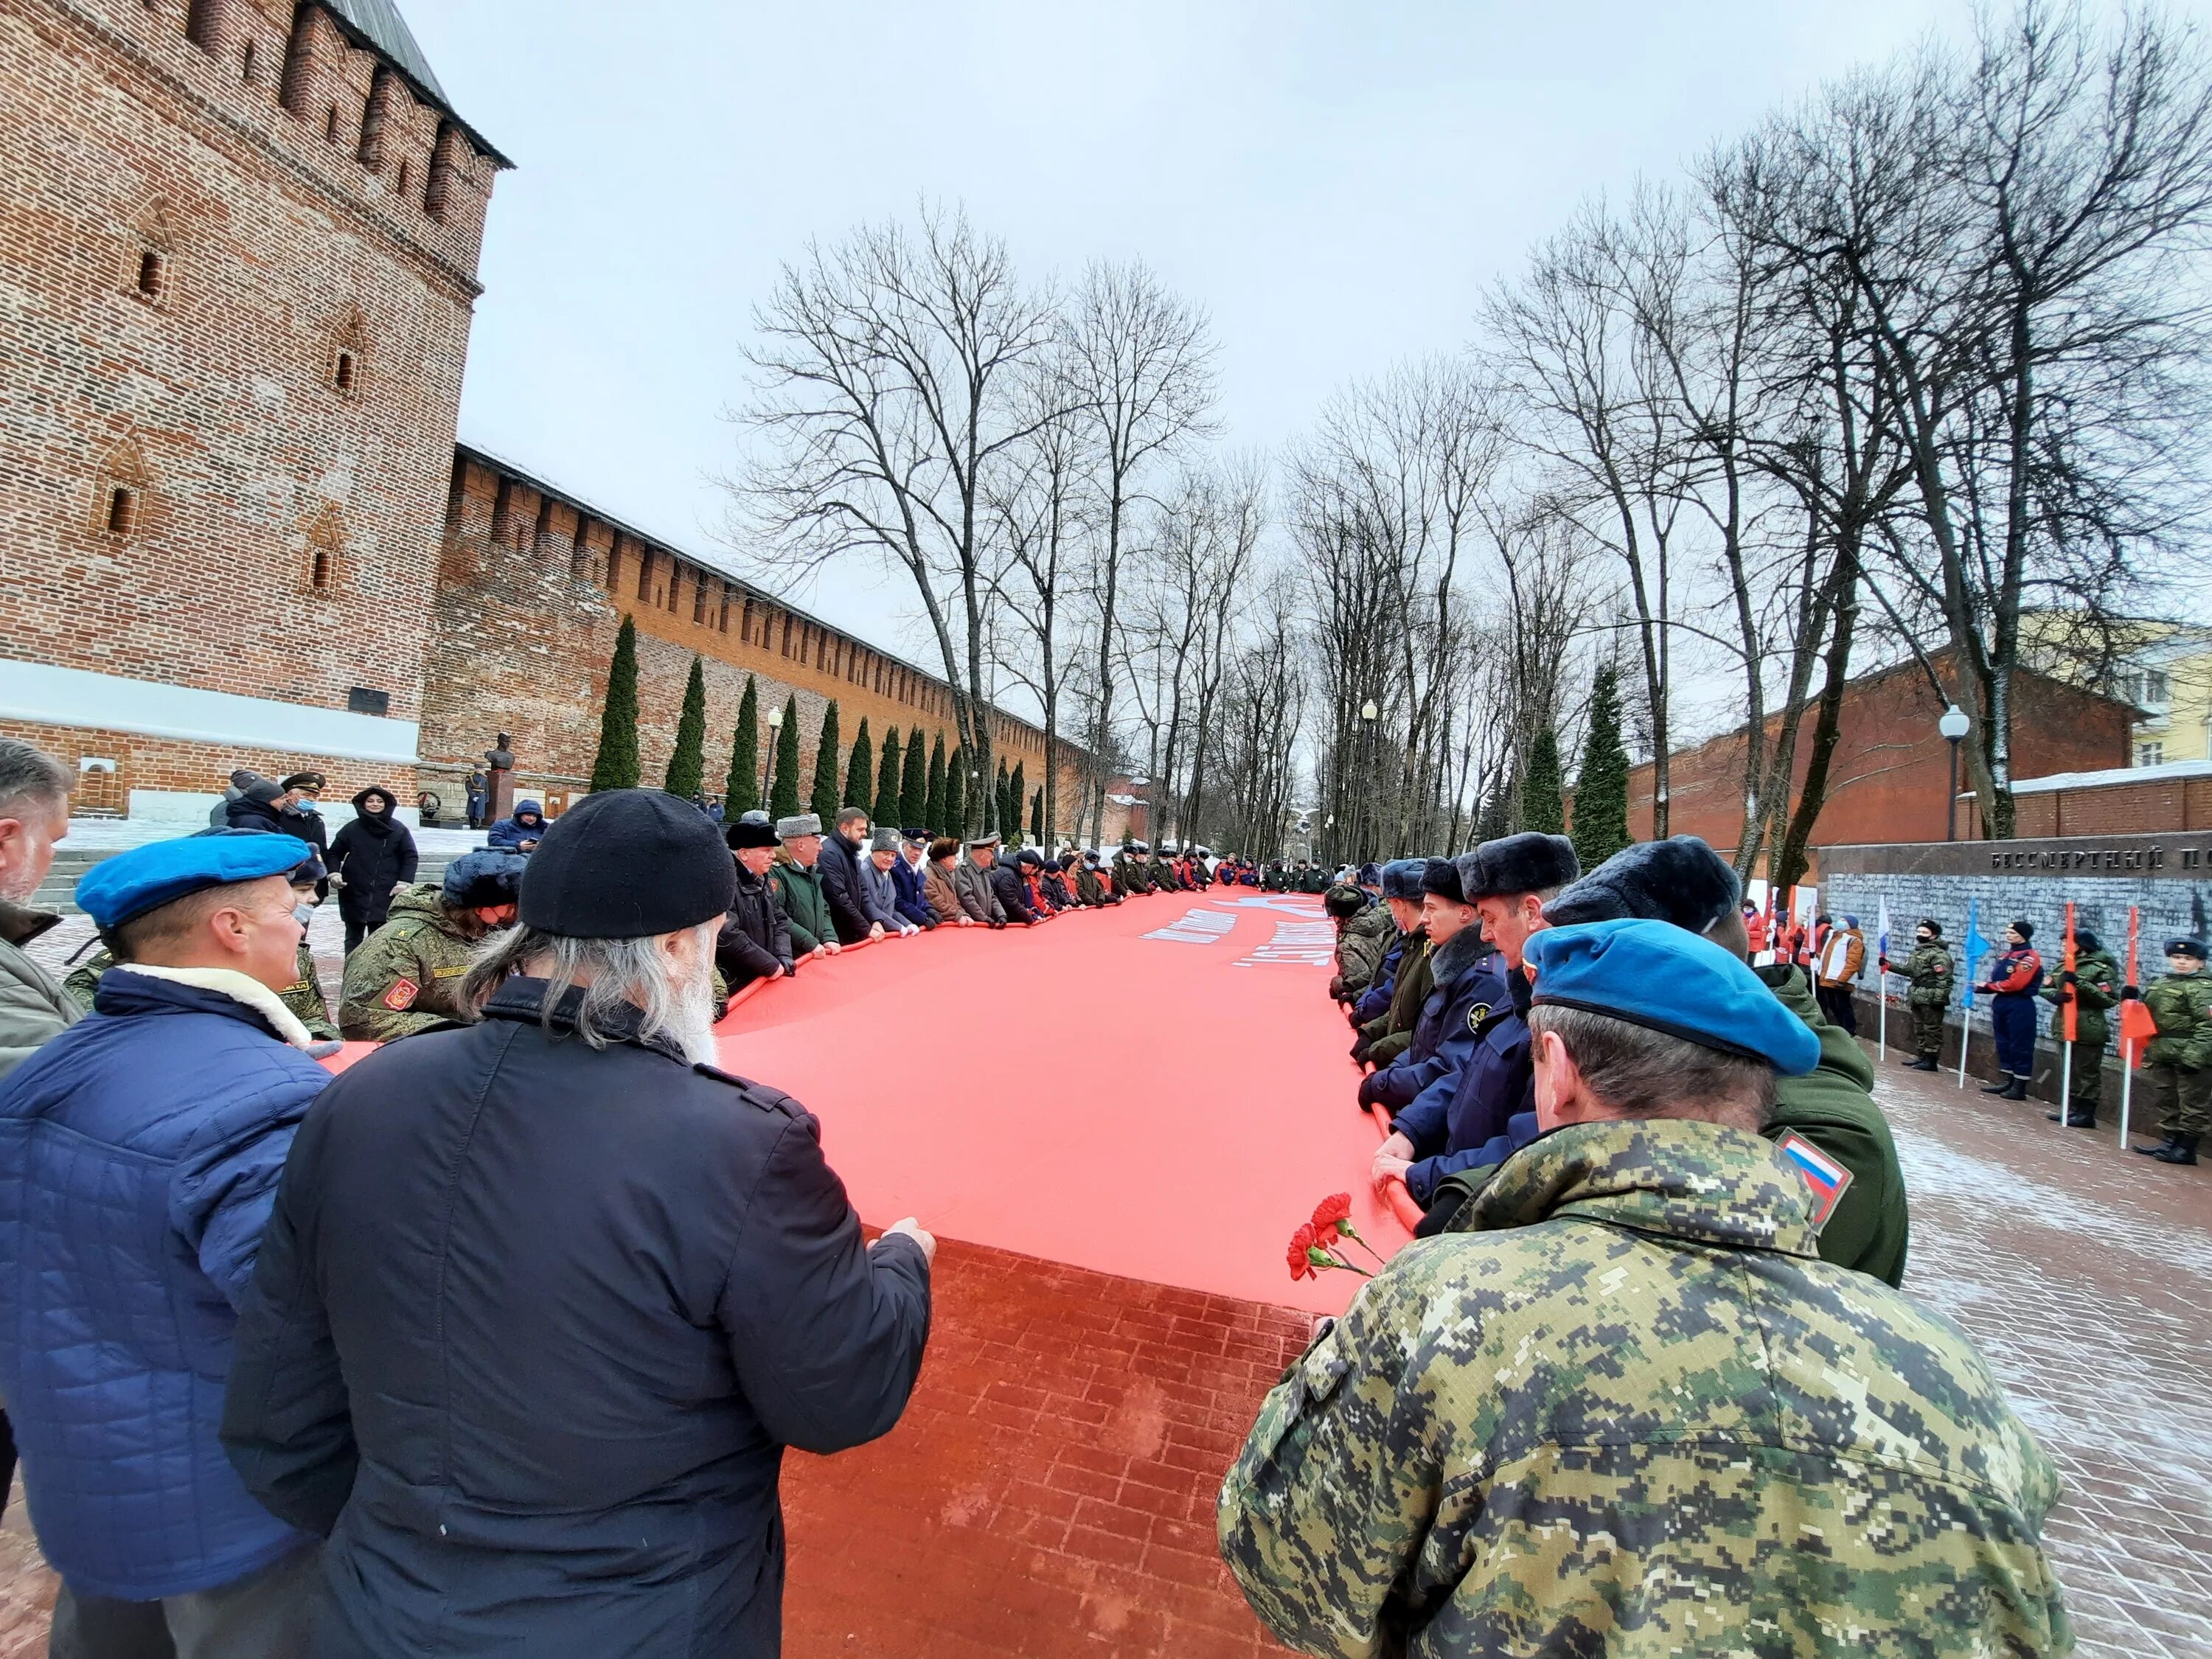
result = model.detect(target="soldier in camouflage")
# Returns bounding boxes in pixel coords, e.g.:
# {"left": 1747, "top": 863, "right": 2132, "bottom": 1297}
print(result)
{"left": 2130, "top": 936, "right": 2211, "bottom": 1165}
{"left": 1892, "top": 918, "right": 1953, "bottom": 1071}
{"left": 2041, "top": 928, "right": 2120, "bottom": 1130}
{"left": 339, "top": 850, "right": 526, "bottom": 1043}
{"left": 1221, "top": 919, "right": 2067, "bottom": 1659}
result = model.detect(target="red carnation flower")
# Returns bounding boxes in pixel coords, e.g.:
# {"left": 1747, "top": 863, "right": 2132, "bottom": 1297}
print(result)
{"left": 1287, "top": 1222, "right": 1318, "bottom": 1280}
{"left": 1311, "top": 1193, "right": 1352, "bottom": 1237}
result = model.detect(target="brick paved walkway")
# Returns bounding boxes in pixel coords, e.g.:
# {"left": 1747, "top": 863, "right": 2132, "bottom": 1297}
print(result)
{"left": 0, "top": 1036, "right": 2202, "bottom": 1655}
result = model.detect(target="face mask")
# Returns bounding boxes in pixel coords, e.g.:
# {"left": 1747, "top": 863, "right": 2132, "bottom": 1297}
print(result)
{"left": 293, "top": 903, "right": 318, "bottom": 924}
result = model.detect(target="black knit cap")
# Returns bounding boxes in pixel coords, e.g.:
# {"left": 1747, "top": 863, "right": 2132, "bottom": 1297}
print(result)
{"left": 521, "top": 788, "right": 737, "bottom": 939}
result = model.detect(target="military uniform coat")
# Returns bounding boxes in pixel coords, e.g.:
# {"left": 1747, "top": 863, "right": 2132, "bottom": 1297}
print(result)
{"left": 0, "top": 901, "right": 80, "bottom": 1081}
{"left": 2039, "top": 946, "right": 2119, "bottom": 1048}
{"left": 1357, "top": 931, "right": 1505, "bottom": 1116}
{"left": 1358, "top": 933, "right": 1433, "bottom": 1068}
{"left": 769, "top": 857, "right": 838, "bottom": 953}
{"left": 1218, "top": 1119, "right": 2068, "bottom": 1659}
{"left": 338, "top": 886, "right": 481, "bottom": 1043}
{"left": 1330, "top": 900, "right": 1394, "bottom": 1004}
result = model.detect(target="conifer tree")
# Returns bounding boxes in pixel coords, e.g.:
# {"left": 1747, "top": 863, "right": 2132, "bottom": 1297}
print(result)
{"left": 663, "top": 655, "right": 708, "bottom": 799}
{"left": 943, "top": 748, "right": 967, "bottom": 838}
{"left": 768, "top": 695, "right": 802, "bottom": 821}
{"left": 1521, "top": 727, "right": 1566, "bottom": 835}
{"left": 1029, "top": 787, "right": 1043, "bottom": 845}
{"left": 995, "top": 759, "right": 1012, "bottom": 839}
{"left": 844, "top": 717, "right": 874, "bottom": 815}
{"left": 724, "top": 675, "right": 760, "bottom": 814}
{"left": 810, "top": 701, "right": 841, "bottom": 825}
{"left": 588, "top": 614, "right": 641, "bottom": 793}
{"left": 873, "top": 725, "right": 904, "bottom": 827}
{"left": 1570, "top": 663, "right": 1633, "bottom": 872}
{"left": 925, "top": 736, "right": 948, "bottom": 834}
{"left": 1008, "top": 761, "right": 1028, "bottom": 841}
{"left": 1475, "top": 776, "right": 1512, "bottom": 844}
{"left": 900, "top": 727, "right": 928, "bottom": 830}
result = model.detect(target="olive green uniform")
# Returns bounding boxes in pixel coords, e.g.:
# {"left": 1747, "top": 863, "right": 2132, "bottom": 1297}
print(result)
{"left": 1218, "top": 1119, "right": 2067, "bottom": 1659}
{"left": 1147, "top": 854, "right": 1178, "bottom": 891}
{"left": 769, "top": 855, "right": 836, "bottom": 953}
{"left": 66, "top": 942, "right": 339, "bottom": 1043}
{"left": 1757, "top": 962, "right": 1911, "bottom": 1287}
{"left": 1113, "top": 852, "right": 1151, "bottom": 896}
{"left": 2140, "top": 969, "right": 2212, "bottom": 1138}
{"left": 339, "top": 885, "right": 481, "bottom": 1043}
{"left": 2039, "top": 946, "right": 2119, "bottom": 1115}
{"left": 1902, "top": 939, "right": 1953, "bottom": 1061}
{"left": 1329, "top": 897, "right": 1394, "bottom": 1004}
{"left": 1357, "top": 931, "right": 1431, "bottom": 1068}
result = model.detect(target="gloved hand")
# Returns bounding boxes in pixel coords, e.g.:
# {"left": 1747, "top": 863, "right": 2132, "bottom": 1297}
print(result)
{"left": 2059, "top": 969, "right": 2077, "bottom": 986}
{"left": 1877, "top": 956, "right": 1888, "bottom": 973}
{"left": 2121, "top": 984, "right": 2143, "bottom": 1000}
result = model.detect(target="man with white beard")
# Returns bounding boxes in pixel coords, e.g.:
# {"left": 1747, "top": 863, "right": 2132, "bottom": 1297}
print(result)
{"left": 222, "top": 787, "right": 936, "bottom": 1658}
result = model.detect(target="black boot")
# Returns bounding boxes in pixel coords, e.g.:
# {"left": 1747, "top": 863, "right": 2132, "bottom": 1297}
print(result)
{"left": 2152, "top": 1134, "right": 2201, "bottom": 1166}
{"left": 2064, "top": 1105, "right": 2098, "bottom": 1128}
{"left": 2135, "top": 1135, "right": 2179, "bottom": 1158}
{"left": 2001, "top": 1077, "right": 2028, "bottom": 1102}
{"left": 1907, "top": 1055, "right": 1940, "bottom": 1072}
{"left": 1980, "top": 1077, "right": 2014, "bottom": 1094}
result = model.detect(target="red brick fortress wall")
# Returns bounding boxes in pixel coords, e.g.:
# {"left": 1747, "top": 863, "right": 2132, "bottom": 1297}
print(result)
{"left": 0, "top": 0, "right": 501, "bottom": 804}
{"left": 420, "top": 449, "right": 1093, "bottom": 820}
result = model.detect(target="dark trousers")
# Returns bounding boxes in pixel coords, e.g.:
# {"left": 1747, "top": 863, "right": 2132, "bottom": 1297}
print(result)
{"left": 1990, "top": 993, "right": 2037, "bottom": 1078}
{"left": 2062, "top": 1039, "right": 2103, "bottom": 1110}
{"left": 49, "top": 1544, "right": 319, "bottom": 1659}
{"left": 1815, "top": 983, "right": 1858, "bottom": 1036}
{"left": 338, "top": 889, "right": 393, "bottom": 956}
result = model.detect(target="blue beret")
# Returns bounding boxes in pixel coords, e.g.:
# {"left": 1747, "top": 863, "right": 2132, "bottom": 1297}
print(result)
{"left": 1525, "top": 918, "right": 1821, "bottom": 1076}
{"left": 1379, "top": 859, "right": 1426, "bottom": 900}
{"left": 77, "top": 832, "right": 313, "bottom": 930}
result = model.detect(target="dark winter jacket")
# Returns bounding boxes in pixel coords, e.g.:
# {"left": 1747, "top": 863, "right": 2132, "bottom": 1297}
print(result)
{"left": 769, "top": 855, "right": 836, "bottom": 955}
{"left": 888, "top": 857, "right": 936, "bottom": 929}
{"left": 1357, "top": 931, "right": 1433, "bottom": 1067}
{"left": 224, "top": 791, "right": 286, "bottom": 835}
{"left": 814, "top": 830, "right": 877, "bottom": 944}
{"left": 1352, "top": 931, "right": 1410, "bottom": 1026}
{"left": 0, "top": 966, "right": 326, "bottom": 1599}
{"left": 327, "top": 790, "right": 418, "bottom": 927}
{"left": 222, "top": 978, "right": 931, "bottom": 1659}
{"left": 1357, "top": 928, "right": 1506, "bottom": 1116}
{"left": 717, "top": 863, "right": 795, "bottom": 988}
{"left": 1397, "top": 967, "right": 1536, "bottom": 1207}
{"left": 990, "top": 859, "right": 1040, "bottom": 923}
{"left": 485, "top": 801, "right": 547, "bottom": 851}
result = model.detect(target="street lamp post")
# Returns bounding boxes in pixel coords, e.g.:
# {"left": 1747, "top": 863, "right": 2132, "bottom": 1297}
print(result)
{"left": 1938, "top": 703, "right": 1969, "bottom": 841}
{"left": 1356, "top": 699, "right": 1379, "bottom": 866}
{"left": 761, "top": 704, "right": 784, "bottom": 807}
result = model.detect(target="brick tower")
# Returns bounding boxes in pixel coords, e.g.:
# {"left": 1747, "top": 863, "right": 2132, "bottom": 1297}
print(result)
{"left": 0, "top": 0, "right": 507, "bottom": 816}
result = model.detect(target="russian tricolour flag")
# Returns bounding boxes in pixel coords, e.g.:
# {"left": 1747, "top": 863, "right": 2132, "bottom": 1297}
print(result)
{"left": 1776, "top": 1132, "right": 1854, "bottom": 1228}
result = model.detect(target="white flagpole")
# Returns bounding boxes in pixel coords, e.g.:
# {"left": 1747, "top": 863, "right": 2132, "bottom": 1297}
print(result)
{"left": 2060, "top": 1043, "right": 2072, "bottom": 1119}
{"left": 1957, "top": 1006, "right": 1971, "bottom": 1088}
{"left": 2119, "top": 1038, "right": 2134, "bottom": 1147}
{"left": 1878, "top": 973, "right": 1887, "bottom": 1062}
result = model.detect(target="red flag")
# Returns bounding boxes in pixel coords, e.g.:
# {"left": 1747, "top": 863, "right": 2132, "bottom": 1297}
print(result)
{"left": 2120, "top": 905, "right": 2157, "bottom": 1062}
{"left": 2061, "top": 902, "right": 2078, "bottom": 1043}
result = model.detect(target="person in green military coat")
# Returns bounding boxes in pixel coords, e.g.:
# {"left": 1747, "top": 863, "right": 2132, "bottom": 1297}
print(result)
{"left": 68, "top": 858, "right": 342, "bottom": 1042}
{"left": 2132, "top": 936, "right": 2211, "bottom": 1165}
{"left": 1326, "top": 884, "right": 1394, "bottom": 1006}
{"left": 1893, "top": 919, "right": 1954, "bottom": 1071}
{"left": 2040, "top": 928, "right": 2120, "bottom": 1128}
{"left": 1113, "top": 843, "right": 1152, "bottom": 896}
{"left": 340, "top": 852, "right": 525, "bottom": 1043}
{"left": 767, "top": 814, "right": 844, "bottom": 959}
{"left": 1220, "top": 920, "right": 2067, "bottom": 1659}
{"left": 1355, "top": 928, "right": 1431, "bottom": 1070}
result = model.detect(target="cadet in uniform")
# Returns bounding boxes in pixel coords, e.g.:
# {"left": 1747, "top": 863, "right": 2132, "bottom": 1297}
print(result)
{"left": 2132, "top": 936, "right": 2211, "bottom": 1165}
{"left": 339, "top": 850, "right": 525, "bottom": 1042}
{"left": 1220, "top": 919, "right": 2068, "bottom": 1659}
{"left": 1895, "top": 919, "right": 1953, "bottom": 1071}
{"left": 1113, "top": 843, "right": 1152, "bottom": 897}
{"left": 2042, "top": 926, "right": 2119, "bottom": 1129}
{"left": 1976, "top": 918, "right": 2044, "bottom": 1100}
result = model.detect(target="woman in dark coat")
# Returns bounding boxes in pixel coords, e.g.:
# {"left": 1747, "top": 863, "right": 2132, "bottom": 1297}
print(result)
{"left": 327, "top": 786, "right": 419, "bottom": 953}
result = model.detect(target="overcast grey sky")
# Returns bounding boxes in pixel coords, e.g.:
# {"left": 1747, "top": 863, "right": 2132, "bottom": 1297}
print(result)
{"left": 406, "top": 0, "right": 2203, "bottom": 669}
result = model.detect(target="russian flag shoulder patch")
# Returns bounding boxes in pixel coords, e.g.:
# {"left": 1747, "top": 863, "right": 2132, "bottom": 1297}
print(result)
{"left": 1775, "top": 1132, "right": 1854, "bottom": 1231}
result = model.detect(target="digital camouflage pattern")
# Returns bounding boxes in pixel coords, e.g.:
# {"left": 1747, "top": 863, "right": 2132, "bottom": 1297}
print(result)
{"left": 1218, "top": 1119, "right": 2068, "bottom": 1659}
{"left": 338, "top": 884, "right": 482, "bottom": 1043}
{"left": 1331, "top": 897, "right": 1396, "bottom": 1004}
{"left": 1902, "top": 938, "right": 1952, "bottom": 1058}
{"left": 66, "top": 941, "right": 338, "bottom": 1042}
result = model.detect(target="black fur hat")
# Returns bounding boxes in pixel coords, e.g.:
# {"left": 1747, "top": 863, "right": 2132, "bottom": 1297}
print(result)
{"left": 1919, "top": 918, "right": 1943, "bottom": 939}
{"left": 2075, "top": 928, "right": 2101, "bottom": 955}
{"left": 1380, "top": 859, "right": 1427, "bottom": 901}
{"left": 1418, "top": 857, "right": 1467, "bottom": 904}
{"left": 727, "top": 818, "right": 779, "bottom": 851}
{"left": 1542, "top": 836, "right": 1738, "bottom": 934}
{"left": 1458, "top": 832, "right": 1580, "bottom": 903}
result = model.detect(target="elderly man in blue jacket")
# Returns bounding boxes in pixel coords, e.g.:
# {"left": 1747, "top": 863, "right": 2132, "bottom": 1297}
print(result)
{"left": 0, "top": 830, "right": 330, "bottom": 1657}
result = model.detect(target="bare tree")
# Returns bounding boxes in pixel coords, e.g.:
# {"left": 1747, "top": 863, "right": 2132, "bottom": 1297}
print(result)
{"left": 733, "top": 204, "right": 1060, "bottom": 834}
{"left": 1063, "top": 260, "right": 1219, "bottom": 844}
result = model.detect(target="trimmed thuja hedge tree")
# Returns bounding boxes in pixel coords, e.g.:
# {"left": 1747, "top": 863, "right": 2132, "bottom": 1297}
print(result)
{"left": 1570, "top": 663, "right": 1633, "bottom": 871}
{"left": 844, "top": 717, "right": 874, "bottom": 816}
{"left": 725, "top": 676, "right": 760, "bottom": 815}
{"left": 874, "top": 726, "right": 904, "bottom": 827}
{"left": 899, "top": 726, "right": 928, "bottom": 829}
{"left": 768, "top": 695, "right": 803, "bottom": 822}
{"left": 1520, "top": 726, "right": 1565, "bottom": 835}
{"left": 663, "top": 655, "right": 708, "bottom": 799}
{"left": 588, "top": 614, "right": 641, "bottom": 793}
{"left": 925, "top": 737, "right": 947, "bottom": 834}
{"left": 943, "top": 748, "right": 967, "bottom": 841}
{"left": 810, "top": 701, "right": 841, "bottom": 826}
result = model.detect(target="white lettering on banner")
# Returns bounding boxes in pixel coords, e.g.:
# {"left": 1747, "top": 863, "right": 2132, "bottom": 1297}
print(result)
{"left": 1144, "top": 909, "right": 1238, "bottom": 945}
{"left": 1232, "top": 919, "right": 1337, "bottom": 967}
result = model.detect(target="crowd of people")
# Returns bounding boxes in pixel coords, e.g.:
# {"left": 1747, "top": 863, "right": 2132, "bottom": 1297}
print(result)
{"left": 0, "top": 725, "right": 2202, "bottom": 1654}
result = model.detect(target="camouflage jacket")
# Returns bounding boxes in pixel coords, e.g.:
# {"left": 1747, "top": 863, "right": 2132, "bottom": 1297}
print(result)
{"left": 1332, "top": 899, "right": 1394, "bottom": 1003}
{"left": 1218, "top": 1119, "right": 2067, "bottom": 1659}
{"left": 1901, "top": 941, "right": 1953, "bottom": 1008}
{"left": 2143, "top": 970, "right": 2212, "bottom": 1069}
{"left": 339, "top": 885, "right": 481, "bottom": 1043}
{"left": 1360, "top": 932, "right": 1433, "bottom": 1068}
{"left": 2039, "top": 947, "right": 2121, "bottom": 1048}
{"left": 67, "top": 941, "right": 338, "bottom": 1042}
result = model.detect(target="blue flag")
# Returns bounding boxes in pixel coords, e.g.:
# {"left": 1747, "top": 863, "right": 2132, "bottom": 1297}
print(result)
{"left": 1958, "top": 900, "right": 1999, "bottom": 1009}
